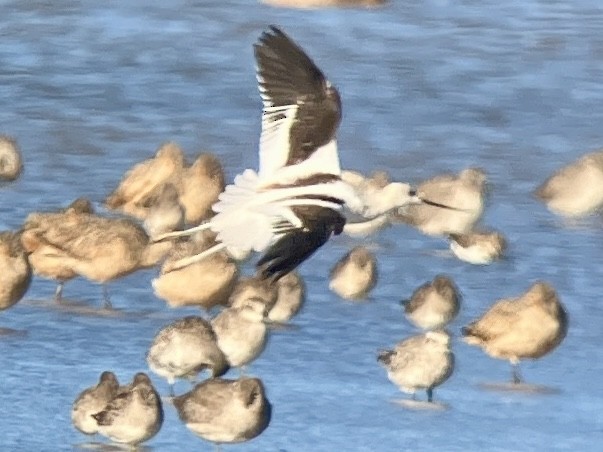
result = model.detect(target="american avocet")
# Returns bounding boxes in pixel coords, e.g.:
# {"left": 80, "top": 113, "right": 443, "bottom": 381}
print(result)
{"left": 329, "top": 246, "right": 378, "bottom": 300}
{"left": 93, "top": 373, "right": 163, "bottom": 446}
{"left": 393, "top": 167, "right": 487, "bottom": 236}
{"left": 154, "top": 26, "right": 433, "bottom": 281}
{"left": 0, "top": 135, "right": 23, "bottom": 182}
{"left": 462, "top": 282, "right": 568, "bottom": 384}
{"left": 173, "top": 377, "right": 271, "bottom": 445}
{"left": 154, "top": 26, "right": 363, "bottom": 279}
{"left": 378, "top": 330, "right": 454, "bottom": 403}
{"left": 403, "top": 275, "right": 461, "bottom": 330}
{"left": 72, "top": 371, "right": 120, "bottom": 435}
{"left": 449, "top": 230, "right": 507, "bottom": 265}
{"left": 535, "top": 149, "right": 603, "bottom": 218}
{"left": 147, "top": 316, "right": 229, "bottom": 396}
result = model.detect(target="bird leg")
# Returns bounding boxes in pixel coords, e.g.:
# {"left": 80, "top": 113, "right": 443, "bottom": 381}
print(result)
{"left": 53, "top": 282, "right": 64, "bottom": 303}
{"left": 102, "top": 285, "right": 113, "bottom": 310}
{"left": 162, "top": 242, "right": 227, "bottom": 273}
{"left": 511, "top": 361, "right": 523, "bottom": 384}
{"left": 426, "top": 388, "right": 434, "bottom": 403}
{"left": 152, "top": 222, "right": 212, "bottom": 242}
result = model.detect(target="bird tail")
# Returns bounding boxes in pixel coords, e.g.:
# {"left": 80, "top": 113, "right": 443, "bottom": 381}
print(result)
{"left": 212, "top": 169, "right": 260, "bottom": 214}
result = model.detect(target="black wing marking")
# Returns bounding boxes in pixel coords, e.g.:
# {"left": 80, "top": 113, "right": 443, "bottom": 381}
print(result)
{"left": 255, "top": 26, "right": 342, "bottom": 169}
{"left": 256, "top": 206, "right": 345, "bottom": 282}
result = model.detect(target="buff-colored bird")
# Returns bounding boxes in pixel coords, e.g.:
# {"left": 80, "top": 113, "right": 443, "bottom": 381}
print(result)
{"left": 329, "top": 246, "right": 377, "bottom": 300}
{"left": 25, "top": 198, "right": 94, "bottom": 302}
{"left": 178, "top": 153, "right": 225, "bottom": 225}
{"left": 105, "top": 141, "right": 186, "bottom": 219}
{"left": 0, "top": 230, "right": 32, "bottom": 311}
{"left": 535, "top": 149, "right": 603, "bottom": 217}
{"left": 21, "top": 210, "right": 171, "bottom": 308}
{"left": 462, "top": 282, "right": 568, "bottom": 384}
{"left": 152, "top": 232, "right": 238, "bottom": 311}
{"left": 0, "top": 135, "right": 23, "bottom": 182}
{"left": 403, "top": 275, "right": 461, "bottom": 330}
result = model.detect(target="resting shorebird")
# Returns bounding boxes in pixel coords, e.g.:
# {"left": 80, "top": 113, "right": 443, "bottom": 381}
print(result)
{"left": 24, "top": 198, "right": 94, "bottom": 302}
{"left": 449, "top": 230, "right": 507, "bottom": 265}
{"left": 378, "top": 330, "right": 454, "bottom": 403}
{"left": 535, "top": 149, "right": 603, "bottom": 218}
{"left": 153, "top": 26, "right": 448, "bottom": 281}
{"left": 147, "top": 316, "right": 229, "bottom": 395}
{"left": 329, "top": 246, "right": 378, "bottom": 300}
{"left": 0, "top": 230, "right": 32, "bottom": 312}
{"left": 92, "top": 373, "right": 163, "bottom": 446}
{"left": 173, "top": 377, "right": 271, "bottom": 446}
{"left": 105, "top": 141, "right": 186, "bottom": 219}
{"left": 0, "top": 135, "right": 23, "bottom": 182}
{"left": 403, "top": 275, "right": 461, "bottom": 330}
{"left": 21, "top": 209, "right": 172, "bottom": 308}
{"left": 462, "top": 282, "right": 568, "bottom": 384}
{"left": 71, "top": 371, "right": 120, "bottom": 435}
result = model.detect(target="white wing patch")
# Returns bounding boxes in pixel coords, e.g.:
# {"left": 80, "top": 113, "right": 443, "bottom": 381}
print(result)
{"left": 258, "top": 104, "right": 298, "bottom": 179}
{"left": 210, "top": 169, "right": 307, "bottom": 255}
{"left": 258, "top": 139, "right": 342, "bottom": 188}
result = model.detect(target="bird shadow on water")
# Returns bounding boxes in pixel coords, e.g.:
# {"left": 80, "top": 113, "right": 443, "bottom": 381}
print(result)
{"left": 477, "top": 382, "right": 560, "bottom": 395}
{"left": 73, "top": 441, "right": 152, "bottom": 451}
{"left": 389, "top": 398, "right": 450, "bottom": 411}
{"left": 265, "top": 321, "right": 301, "bottom": 333}
{"left": 0, "top": 326, "right": 28, "bottom": 338}
{"left": 21, "top": 298, "right": 153, "bottom": 319}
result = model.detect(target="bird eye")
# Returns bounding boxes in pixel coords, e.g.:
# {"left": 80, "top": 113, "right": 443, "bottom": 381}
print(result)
{"left": 409, "top": 188, "right": 417, "bottom": 197}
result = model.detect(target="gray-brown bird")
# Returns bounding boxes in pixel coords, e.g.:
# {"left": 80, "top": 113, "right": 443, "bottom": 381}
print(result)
{"left": 329, "top": 246, "right": 378, "bottom": 300}
{"left": 378, "top": 330, "right": 454, "bottom": 403}
{"left": 173, "top": 377, "right": 271, "bottom": 445}
{"left": 93, "top": 373, "right": 163, "bottom": 446}
{"left": 403, "top": 275, "right": 461, "bottom": 330}
{"left": 71, "top": 371, "right": 120, "bottom": 435}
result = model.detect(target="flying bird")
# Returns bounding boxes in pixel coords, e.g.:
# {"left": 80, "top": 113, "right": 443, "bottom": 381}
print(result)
{"left": 154, "top": 26, "right": 365, "bottom": 281}
{"left": 155, "top": 26, "right": 452, "bottom": 281}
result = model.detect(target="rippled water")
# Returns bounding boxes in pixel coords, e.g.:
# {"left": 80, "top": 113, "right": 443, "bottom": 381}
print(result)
{"left": 1, "top": 0, "right": 603, "bottom": 450}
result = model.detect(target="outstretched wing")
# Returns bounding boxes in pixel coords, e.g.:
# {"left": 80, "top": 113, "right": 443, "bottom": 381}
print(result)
{"left": 256, "top": 206, "right": 346, "bottom": 282}
{"left": 254, "top": 26, "right": 342, "bottom": 185}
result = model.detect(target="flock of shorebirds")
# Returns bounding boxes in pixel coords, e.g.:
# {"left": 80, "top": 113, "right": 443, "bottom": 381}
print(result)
{"left": 0, "top": 23, "right": 597, "bottom": 448}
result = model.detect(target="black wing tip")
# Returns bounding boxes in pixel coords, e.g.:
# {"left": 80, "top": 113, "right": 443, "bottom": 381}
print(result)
{"left": 257, "top": 25, "right": 288, "bottom": 44}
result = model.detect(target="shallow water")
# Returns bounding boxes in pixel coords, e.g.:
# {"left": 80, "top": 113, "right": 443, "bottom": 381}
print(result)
{"left": 1, "top": 0, "right": 603, "bottom": 450}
